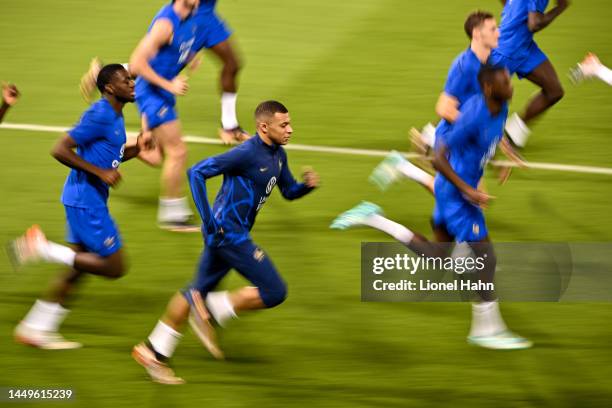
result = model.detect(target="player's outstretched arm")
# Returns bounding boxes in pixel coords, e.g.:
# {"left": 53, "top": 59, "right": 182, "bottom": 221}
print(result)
{"left": 129, "top": 20, "right": 188, "bottom": 96}
{"left": 278, "top": 154, "right": 318, "bottom": 200}
{"left": 527, "top": 0, "right": 569, "bottom": 33}
{"left": 0, "top": 83, "right": 20, "bottom": 123}
{"left": 52, "top": 134, "right": 121, "bottom": 187}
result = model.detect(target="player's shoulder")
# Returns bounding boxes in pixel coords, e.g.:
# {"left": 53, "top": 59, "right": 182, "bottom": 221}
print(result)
{"left": 81, "top": 99, "right": 115, "bottom": 125}
{"left": 152, "top": 4, "right": 180, "bottom": 27}
{"left": 449, "top": 49, "right": 477, "bottom": 75}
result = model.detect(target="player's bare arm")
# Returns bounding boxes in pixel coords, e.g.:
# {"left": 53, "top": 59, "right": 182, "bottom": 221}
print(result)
{"left": 432, "top": 143, "right": 492, "bottom": 208}
{"left": 435, "top": 92, "right": 460, "bottom": 122}
{"left": 0, "top": 83, "right": 20, "bottom": 123}
{"left": 52, "top": 134, "right": 121, "bottom": 187}
{"left": 129, "top": 20, "right": 188, "bottom": 96}
{"left": 527, "top": 0, "right": 570, "bottom": 33}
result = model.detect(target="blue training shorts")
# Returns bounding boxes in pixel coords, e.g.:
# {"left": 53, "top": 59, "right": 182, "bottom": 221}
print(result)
{"left": 193, "top": 11, "right": 232, "bottom": 51}
{"left": 65, "top": 205, "right": 122, "bottom": 256}
{"left": 432, "top": 199, "right": 488, "bottom": 243}
{"left": 184, "top": 240, "right": 287, "bottom": 308}
{"left": 135, "top": 90, "right": 178, "bottom": 130}
{"left": 490, "top": 42, "right": 548, "bottom": 79}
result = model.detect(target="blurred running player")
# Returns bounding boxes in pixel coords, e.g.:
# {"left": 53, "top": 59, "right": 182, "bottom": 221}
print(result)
{"left": 9, "top": 65, "right": 145, "bottom": 349}
{"left": 332, "top": 66, "right": 532, "bottom": 350}
{"left": 375, "top": 11, "right": 522, "bottom": 193}
{"left": 0, "top": 82, "right": 20, "bottom": 123}
{"left": 132, "top": 101, "right": 318, "bottom": 384}
{"left": 414, "top": 11, "right": 500, "bottom": 154}
{"left": 129, "top": 0, "right": 200, "bottom": 230}
{"left": 80, "top": 1, "right": 247, "bottom": 145}
{"left": 491, "top": 0, "right": 570, "bottom": 148}
{"left": 192, "top": 0, "right": 249, "bottom": 144}
{"left": 570, "top": 52, "right": 612, "bottom": 86}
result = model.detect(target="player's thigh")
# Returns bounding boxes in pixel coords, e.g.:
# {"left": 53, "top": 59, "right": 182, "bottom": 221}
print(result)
{"left": 430, "top": 217, "right": 454, "bottom": 242}
{"left": 196, "top": 12, "right": 233, "bottom": 51}
{"left": 221, "top": 241, "right": 286, "bottom": 297}
{"left": 187, "top": 246, "right": 231, "bottom": 293}
{"left": 64, "top": 206, "right": 123, "bottom": 257}
{"left": 154, "top": 120, "right": 185, "bottom": 155}
{"left": 524, "top": 59, "right": 562, "bottom": 94}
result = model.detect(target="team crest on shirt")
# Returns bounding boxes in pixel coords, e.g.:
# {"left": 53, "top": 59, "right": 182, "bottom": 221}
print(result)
{"left": 265, "top": 177, "right": 277, "bottom": 194}
{"left": 253, "top": 248, "right": 265, "bottom": 262}
{"left": 104, "top": 236, "right": 116, "bottom": 248}
{"left": 157, "top": 106, "right": 168, "bottom": 118}
{"left": 472, "top": 223, "right": 480, "bottom": 236}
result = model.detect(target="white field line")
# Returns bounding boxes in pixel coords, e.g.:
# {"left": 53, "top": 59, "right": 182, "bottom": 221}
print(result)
{"left": 2, "top": 121, "right": 612, "bottom": 176}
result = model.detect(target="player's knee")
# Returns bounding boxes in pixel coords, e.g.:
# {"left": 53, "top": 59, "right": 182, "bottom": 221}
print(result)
{"left": 105, "top": 265, "right": 126, "bottom": 280}
{"left": 168, "top": 143, "right": 188, "bottom": 164}
{"left": 546, "top": 83, "right": 564, "bottom": 104}
{"left": 225, "top": 55, "right": 241, "bottom": 76}
{"left": 261, "top": 282, "right": 288, "bottom": 308}
{"left": 104, "top": 256, "right": 128, "bottom": 279}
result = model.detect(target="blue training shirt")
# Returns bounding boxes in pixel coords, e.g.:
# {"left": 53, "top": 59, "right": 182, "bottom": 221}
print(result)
{"left": 188, "top": 134, "right": 314, "bottom": 247}
{"left": 196, "top": 0, "right": 217, "bottom": 15}
{"left": 434, "top": 94, "right": 508, "bottom": 202}
{"left": 61, "top": 98, "right": 126, "bottom": 208}
{"left": 435, "top": 48, "right": 484, "bottom": 141}
{"left": 135, "top": 3, "right": 197, "bottom": 103}
{"left": 496, "top": 0, "right": 549, "bottom": 59}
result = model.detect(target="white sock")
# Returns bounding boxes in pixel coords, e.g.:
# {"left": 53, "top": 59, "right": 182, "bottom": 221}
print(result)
{"left": 421, "top": 123, "right": 436, "bottom": 147}
{"left": 505, "top": 113, "right": 531, "bottom": 148}
{"left": 158, "top": 197, "right": 193, "bottom": 223}
{"left": 396, "top": 159, "right": 434, "bottom": 186}
{"left": 148, "top": 321, "right": 182, "bottom": 358}
{"left": 22, "top": 300, "right": 69, "bottom": 332}
{"left": 469, "top": 300, "right": 507, "bottom": 337}
{"left": 39, "top": 241, "right": 76, "bottom": 266}
{"left": 362, "top": 214, "right": 415, "bottom": 244}
{"left": 121, "top": 63, "right": 130, "bottom": 72}
{"left": 221, "top": 92, "right": 239, "bottom": 130}
{"left": 596, "top": 64, "right": 612, "bottom": 85}
{"left": 205, "top": 291, "right": 237, "bottom": 327}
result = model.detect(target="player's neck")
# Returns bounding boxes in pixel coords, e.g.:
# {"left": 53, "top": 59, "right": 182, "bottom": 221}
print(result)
{"left": 172, "top": 2, "right": 193, "bottom": 19}
{"left": 470, "top": 42, "right": 491, "bottom": 64}
{"left": 103, "top": 95, "right": 124, "bottom": 115}
{"left": 259, "top": 133, "right": 274, "bottom": 146}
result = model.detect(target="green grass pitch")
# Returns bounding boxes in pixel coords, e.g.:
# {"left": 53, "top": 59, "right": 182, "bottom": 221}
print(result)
{"left": 1, "top": 1, "right": 611, "bottom": 406}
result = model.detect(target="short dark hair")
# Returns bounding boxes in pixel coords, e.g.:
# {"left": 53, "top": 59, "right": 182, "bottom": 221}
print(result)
{"left": 478, "top": 64, "right": 506, "bottom": 88}
{"left": 96, "top": 64, "right": 126, "bottom": 93}
{"left": 464, "top": 10, "right": 494, "bottom": 39}
{"left": 255, "top": 100, "right": 288, "bottom": 120}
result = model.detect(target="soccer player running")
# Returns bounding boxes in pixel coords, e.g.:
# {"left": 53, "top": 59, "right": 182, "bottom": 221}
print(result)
{"left": 81, "top": 1, "right": 247, "bottom": 145}
{"left": 128, "top": 0, "right": 201, "bottom": 231}
{"left": 192, "top": 0, "right": 249, "bottom": 144}
{"left": 0, "top": 82, "right": 20, "bottom": 123}
{"left": 331, "top": 66, "right": 532, "bottom": 350}
{"left": 491, "top": 0, "right": 570, "bottom": 148}
{"left": 374, "top": 11, "right": 521, "bottom": 193}
{"left": 570, "top": 52, "right": 612, "bottom": 86}
{"left": 132, "top": 101, "right": 319, "bottom": 384}
{"left": 9, "top": 64, "right": 145, "bottom": 349}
